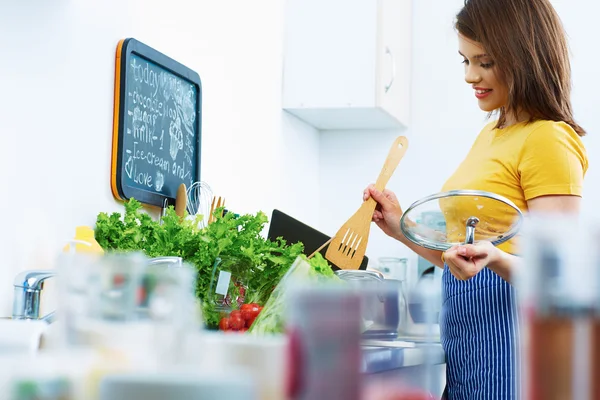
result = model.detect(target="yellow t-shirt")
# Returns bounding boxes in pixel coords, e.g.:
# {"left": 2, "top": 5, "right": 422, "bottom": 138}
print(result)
{"left": 440, "top": 119, "right": 588, "bottom": 255}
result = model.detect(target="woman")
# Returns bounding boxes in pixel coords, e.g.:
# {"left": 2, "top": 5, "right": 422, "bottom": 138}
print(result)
{"left": 364, "top": 0, "right": 588, "bottom": 398}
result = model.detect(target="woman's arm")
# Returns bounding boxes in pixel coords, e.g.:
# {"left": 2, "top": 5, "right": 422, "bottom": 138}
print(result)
{"left": 444, "top": 194, "right": 581, "bottom": 283}
{"left": 364, "top": 185, "right": 445, "bottom": 268}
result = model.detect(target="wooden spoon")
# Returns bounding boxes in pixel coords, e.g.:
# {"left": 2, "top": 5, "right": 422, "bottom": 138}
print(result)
{"left": 324, "top": 136, "right": 409, "bottom": 269}
{"left": 175, "top": 183, "right": 187, "bottom": 220}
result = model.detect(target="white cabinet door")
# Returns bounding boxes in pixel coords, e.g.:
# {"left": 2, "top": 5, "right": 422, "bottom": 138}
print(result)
{"left": 282, "top": 0, "right": 411, "bottom": 131}
{"left": 377, "top": 0, "right": 411, "bottom": 127}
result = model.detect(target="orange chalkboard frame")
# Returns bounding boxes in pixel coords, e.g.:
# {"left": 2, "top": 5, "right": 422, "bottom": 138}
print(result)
{"left": 111, "top": 38, "right": 202, "bottom": 208}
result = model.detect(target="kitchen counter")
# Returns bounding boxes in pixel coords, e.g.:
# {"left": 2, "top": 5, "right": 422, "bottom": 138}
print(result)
{"left": 362, "top": 339, "right": 446, "bottom": 397}
{"left": 361, "top": 339, "right": 445, "bottom": 374}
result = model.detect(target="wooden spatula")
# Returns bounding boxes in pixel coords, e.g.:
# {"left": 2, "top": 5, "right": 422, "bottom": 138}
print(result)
{"left": 325, "top": 136, "right": 408, "bottom": 269}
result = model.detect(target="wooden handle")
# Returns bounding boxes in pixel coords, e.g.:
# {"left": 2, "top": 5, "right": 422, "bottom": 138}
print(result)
{"left": 208, "top": 197, "right": 215, "bottom": 224}
{"left": 308, "top": 238, "right": 333, "bottom": 259}
{"left": 175, "top": 183, "right": 187, "bottom": 219}
{"left": 374, "top": 136, "right": 409, "bottom": 191}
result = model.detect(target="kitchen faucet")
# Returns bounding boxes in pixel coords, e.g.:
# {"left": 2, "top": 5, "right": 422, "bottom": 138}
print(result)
{"left": 12, "top": 270, "right": 56, "bottom": 323}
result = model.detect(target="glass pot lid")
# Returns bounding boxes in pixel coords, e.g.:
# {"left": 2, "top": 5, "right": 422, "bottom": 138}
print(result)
{"left": 400, "top": 190, "right": 524, "bottom": 251}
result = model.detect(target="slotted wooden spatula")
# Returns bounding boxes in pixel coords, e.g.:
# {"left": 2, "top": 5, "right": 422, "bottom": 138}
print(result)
{"left": 325, "top": 136, "right": 408, "bottom": 269}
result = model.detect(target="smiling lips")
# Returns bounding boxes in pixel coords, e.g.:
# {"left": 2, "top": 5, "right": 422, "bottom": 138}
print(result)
{"left": 474, "top": 87, "right": 493, "bottom": 99}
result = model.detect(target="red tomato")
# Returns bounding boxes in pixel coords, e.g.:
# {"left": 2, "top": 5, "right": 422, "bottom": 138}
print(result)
{"left": 241, "top": 309, "right": 251, "bottom": 321}
{"left": 246, "top": 316, "right": 257, "bottom": 328}
{"left": 229, "top": 315, "right": 245, "bottom": 330}
{"left": 241, "top": 304, "right": 260, "bottom": 321}
{"left": 241, "top": 304, "right": 258, "bottom": 314}
{"left": 230, "top": 310, "right": 242, "bottom": 319}
{"left": 219, "top": 317, "right": 230, "bottom": 331}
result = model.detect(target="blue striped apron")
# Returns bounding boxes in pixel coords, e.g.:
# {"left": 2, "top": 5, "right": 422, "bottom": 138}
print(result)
{"left": 440, "top": 264, "right": 521, "bottom": 399}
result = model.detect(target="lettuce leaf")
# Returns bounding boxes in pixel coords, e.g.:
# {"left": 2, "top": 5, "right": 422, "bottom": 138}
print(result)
{"left": 94, "top": 198, "right": 305, "bottom": 328}
{"left": 248, "top": 253, "right": 339, "bottom": 335}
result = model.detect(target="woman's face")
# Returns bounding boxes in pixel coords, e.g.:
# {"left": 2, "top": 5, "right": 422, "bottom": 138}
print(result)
{"left": 458, "top": 34, "right": 508, "bottom": 112}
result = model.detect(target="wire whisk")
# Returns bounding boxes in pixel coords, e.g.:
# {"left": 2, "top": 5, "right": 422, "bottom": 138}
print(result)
{"left": 186, "top": 181, "right": 213, "bottom": 228}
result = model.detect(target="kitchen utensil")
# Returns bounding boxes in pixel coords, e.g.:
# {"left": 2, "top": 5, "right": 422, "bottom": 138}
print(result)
{"left": 159, "top": 198, "right": 168, "bottom": 225}
{"left": 399, "top": 189, "right": 523, "bottom": 251}
{"left": 373, "top": 257, "right": 408, "bottom": 281}
{"left": 325, "top": 136, "right": 408, "bottom": 269}
{"left": 307, "top": 238, "right": 332, "bottom": 259}
{"left": 335, "top": 270, "right": 406, "bottom": 340}
{"left": 186, "top": 181, "right": 214, "bottom": 228}
{"left": 175, "top": 183, "right": 187, "bottom": 219}
{"left": 209, "top": 196, "right": 226, "bottom": 224}
{"left": 335, "top": 269, "right": 384, "bottom": 281}
{"left": 268, "top": 209, "right": 369, "bottom": 269}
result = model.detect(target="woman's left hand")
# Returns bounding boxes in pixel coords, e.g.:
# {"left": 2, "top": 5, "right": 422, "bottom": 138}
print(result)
{"left": 443, "top": 241, "right": 500, "bottom": 280}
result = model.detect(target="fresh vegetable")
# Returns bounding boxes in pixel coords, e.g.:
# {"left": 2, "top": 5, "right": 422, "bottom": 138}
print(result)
{"left": 241, "top": 303, "right": 260, "bottom": 321}
{"left": 94, "top": 198, "right": 304, "bottom": 328}
{"left": 218, "top": 302, "right": 263, "bottom": 332}
{"left": 248, "top": 253, "right": 339, "bottom": 335}
{"left": 228, "top": 314, "right": 245, "bottom": 330}
{"left": 219, "top": 317, "right": 230, "bottom": 331}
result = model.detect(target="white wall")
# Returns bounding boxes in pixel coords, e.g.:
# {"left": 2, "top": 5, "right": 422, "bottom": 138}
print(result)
{"left": 0, "top": 0, "right": 320, "bottom": 316}
{"left": 318, "top": 0, "right": 600, "bottom": 270}
{"left": 0, "top": 0, "right": 596, "bottom": 316}
{"left": 552, "top": 0, "right": 600, "bottom": 216}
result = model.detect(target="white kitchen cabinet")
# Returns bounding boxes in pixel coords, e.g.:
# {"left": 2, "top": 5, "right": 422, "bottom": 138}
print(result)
{"left": 282, "top": 0, "right": 412, "bottom": 130}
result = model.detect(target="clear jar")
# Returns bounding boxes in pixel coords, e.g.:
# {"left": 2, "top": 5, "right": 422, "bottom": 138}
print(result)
{"left": 375, "top": 257, "right": 408, "bottom": 281}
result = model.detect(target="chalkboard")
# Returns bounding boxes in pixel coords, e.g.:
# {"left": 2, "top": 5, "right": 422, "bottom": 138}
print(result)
{"left": 111, "top": 38, "right": 202, "bottom": 208}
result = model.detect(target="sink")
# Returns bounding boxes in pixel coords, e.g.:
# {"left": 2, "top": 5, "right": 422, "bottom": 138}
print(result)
{"left": 0, "top": 319, "right": 48, "bottom": 354}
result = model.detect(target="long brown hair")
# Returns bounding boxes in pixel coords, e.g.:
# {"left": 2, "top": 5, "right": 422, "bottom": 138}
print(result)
{"left": 456, "top": 0, "right": 585, "bottom": 136}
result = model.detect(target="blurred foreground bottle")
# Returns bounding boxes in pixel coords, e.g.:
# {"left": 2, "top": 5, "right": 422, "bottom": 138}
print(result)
{"left": 286, "top": 282, "right": 362, "bottom": 400}
{"left": 518, "top": 215, "right": 600, "bottom": 400}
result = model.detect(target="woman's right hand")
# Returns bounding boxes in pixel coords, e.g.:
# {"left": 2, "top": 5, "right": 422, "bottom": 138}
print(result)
{"left": 363, "top": 184, "right": 404, "bottom": 240}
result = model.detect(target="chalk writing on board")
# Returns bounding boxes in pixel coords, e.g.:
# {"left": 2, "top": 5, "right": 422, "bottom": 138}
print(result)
{"left": 122, "top": 55, "right": 198, "bottom": 195}
{"left": 155, "top": 171, "right": 165, "bottom": 192}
